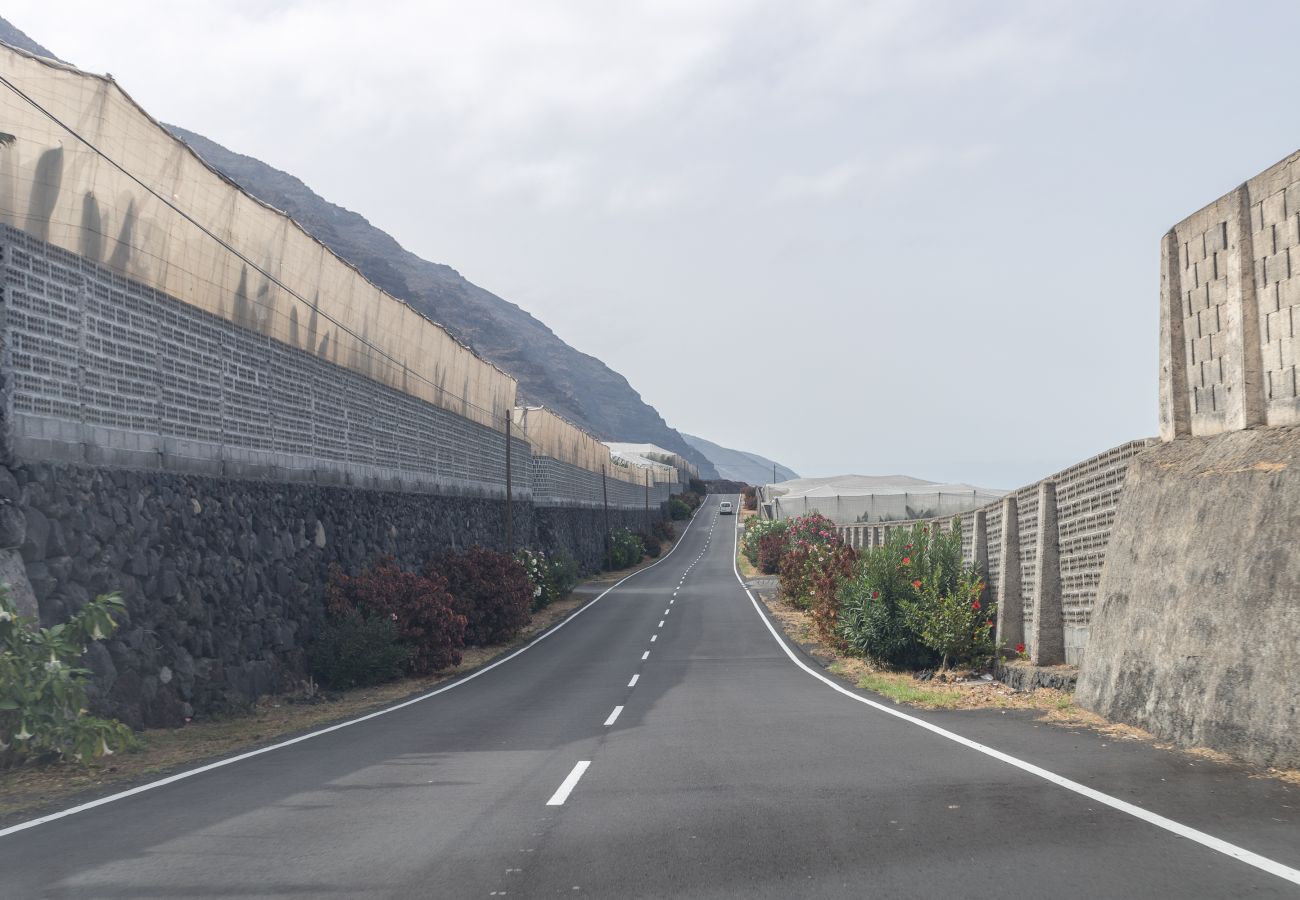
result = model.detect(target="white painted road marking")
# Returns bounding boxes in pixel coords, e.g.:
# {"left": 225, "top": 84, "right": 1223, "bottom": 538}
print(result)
{"left": 728, "top": 512, "right": 1300, "bottom": 888}
{"left": 650, "top": 634, "right": 657, "bottom": 642}
{"left": 664, "top": 608, "right": 670, "bottom": 615}
{"left": 604, "top": 706, "right": 624, "bottom": 727}
{"left": 628, "top": 674, "right": 639, "bottom": 687}
{"left": 546, "top": 761, "right": 592, "bottom": 806}
{"left": 642, "top": 651, "right": 650, "bottom": 660}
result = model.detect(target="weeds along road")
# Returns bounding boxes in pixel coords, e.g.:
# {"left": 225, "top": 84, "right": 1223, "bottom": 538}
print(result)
{"left": 2, "top": 495, "right": 1299, "bottom": 898}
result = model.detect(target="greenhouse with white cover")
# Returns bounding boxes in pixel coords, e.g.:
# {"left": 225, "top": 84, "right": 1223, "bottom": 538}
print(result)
{"left": 759, "top": 474, "right": 1005, "bottom": 525}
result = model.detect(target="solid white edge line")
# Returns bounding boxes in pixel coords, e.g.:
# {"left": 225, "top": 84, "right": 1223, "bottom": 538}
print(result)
{"left": 727, "top": 498, "right": 1300, "bottom": 887}
{"left": 0, "top": 500, "right": 711, "bottom": 840}
{"left": 546, "top": 760, "right": 592, "bottom": 806}
{"left": 603, "top": 706, "right": 624, "bottom": 727}
{"left": 628, "top": 674, "right": 639, "bottom": 688}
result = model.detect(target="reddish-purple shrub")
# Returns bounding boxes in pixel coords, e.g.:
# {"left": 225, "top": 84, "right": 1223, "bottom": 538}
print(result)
{"left": 429, "top": 547, "right": 534, "bottom": 646}
{"left": 651, "top": 519, "right": 674, "bottom": 542}
{"left": 327, "top": 557, "right": 465, "bottom": 674}
{"left": 757, "top": 532, "right": 786, "bottom": 574}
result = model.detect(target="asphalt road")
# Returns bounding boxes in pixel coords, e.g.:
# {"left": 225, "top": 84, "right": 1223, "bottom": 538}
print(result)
{"left": 3, "top": 494, "right": 1298, "bottom": 898}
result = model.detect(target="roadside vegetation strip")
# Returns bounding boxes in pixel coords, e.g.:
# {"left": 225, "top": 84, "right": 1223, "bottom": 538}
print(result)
{"left": 0, "top": 509, "right": 705, "bottom": 839}
{"left": 729, "top": 522, "right": 1300, "bottom": 888}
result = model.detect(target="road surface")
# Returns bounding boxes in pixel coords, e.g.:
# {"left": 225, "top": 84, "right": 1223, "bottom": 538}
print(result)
{"left": 2, "top": 495, "right": 1298, "bottom": 898}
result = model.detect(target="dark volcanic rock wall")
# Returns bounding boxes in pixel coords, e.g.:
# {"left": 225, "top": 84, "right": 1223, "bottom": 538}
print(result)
{"left": 7, "top": 460, "right": 662, "bottom": 729}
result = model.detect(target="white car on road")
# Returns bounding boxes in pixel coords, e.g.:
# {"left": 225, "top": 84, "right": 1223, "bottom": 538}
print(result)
{"left": 718, "top": 501, "right": 734, "bottom": 515}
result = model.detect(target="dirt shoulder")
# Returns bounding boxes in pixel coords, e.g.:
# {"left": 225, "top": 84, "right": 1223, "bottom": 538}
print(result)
{"left": 0, "top": 538, "right": 678, "bottom": 824}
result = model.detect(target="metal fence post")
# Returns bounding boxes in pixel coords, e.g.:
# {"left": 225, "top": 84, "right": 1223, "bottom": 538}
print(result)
{"left": 602, "top": 465, "right": 611, "bottom": 570}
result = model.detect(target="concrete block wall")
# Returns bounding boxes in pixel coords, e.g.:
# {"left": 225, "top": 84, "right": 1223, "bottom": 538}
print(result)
{"left": 1161, "top": 149, "right": 1300, "bottom": 438}
{"left": 836, "top": 439, "right": 1155, "bottom": 666}
{"left": 0, "top": 226, "right": 531, "bottom": 498}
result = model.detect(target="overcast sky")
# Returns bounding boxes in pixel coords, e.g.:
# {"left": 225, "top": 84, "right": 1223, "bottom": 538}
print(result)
{"left": 12, "top": 1, "right": 1300, "bottom": 487}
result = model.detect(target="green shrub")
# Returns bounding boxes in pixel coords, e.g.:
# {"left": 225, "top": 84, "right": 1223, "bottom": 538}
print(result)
{"left": 741, "top": 517, "right": 787, "bottom": 567}
{"left": 0, "top": 587, "right": 137, "bottom": 767}
{"left": 836, "top": 524, "right": 937, "bottom": 669}
{"left": 608, "top": 528, "right": 645, "bottom": 569}
{"left": 328, "top": 558, "right": 465, "bottom": 674}
{"left": 516, "top": 549, "right": 580, "bottom": 611}
{"left": 308, "top": 612, "right": 411, "bottom": 689}
{"left": 836, "top": 523, "right": 992, "bottom": 670}
{"left": 668, "top": 497, "right": 691, "bottom": 521}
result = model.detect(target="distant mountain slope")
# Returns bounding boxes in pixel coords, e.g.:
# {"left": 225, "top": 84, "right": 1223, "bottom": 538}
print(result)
{"left": 165, "top": 126, "right": 716, "bottom": 477}
{"left": 682, "top": 433, "right": 797, "bottom": 485}
{"left": 0, "top": 17, "right": 60, "bottom": 60}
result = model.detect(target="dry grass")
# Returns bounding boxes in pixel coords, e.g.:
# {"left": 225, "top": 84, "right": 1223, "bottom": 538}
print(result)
{"left": 0, "top": 541, "right": 674, "bottom": 822}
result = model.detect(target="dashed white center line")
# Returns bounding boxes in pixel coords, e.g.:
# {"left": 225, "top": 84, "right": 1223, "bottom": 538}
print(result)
{"left": 604, "top": 706, "right": 624, "bottom": 726}
{"left": 546, "top": 761, "right": 592, "bottom": 806}
{"left": 642, "top": 651, "right": 650, "bottom": 660}
{"left": 658, "top": 620, "right": 665, "bottom": 628}
{"left": 664, "top": 608, "right": 670, "bottom": 615}
{"left": 628, "top": 673, "right": 639, "bottom": 687}
{"left": 651, "top": 634, "right": 657, "bottom": 642}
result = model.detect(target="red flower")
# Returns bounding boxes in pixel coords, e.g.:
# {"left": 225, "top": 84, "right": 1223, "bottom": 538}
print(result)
{"left": 985, "top": 620, "right": 993, "bottom": 628}
{"left": 901, "top": 556, "right": 911, "bottom": 566}
{"left": 1015, "top": 643, "right": 1026, "bottom": 654}
{"left": 971, "top": 600, "right": 981, "bottom": 610}
{"left": 871, "top": 590, "right": 879, "bottom": 599}
{"left": 912, "top": 579, "right": 922, "bottom": 589}
{"left": 904, "top": 543, "right": 913, "bottom": 550}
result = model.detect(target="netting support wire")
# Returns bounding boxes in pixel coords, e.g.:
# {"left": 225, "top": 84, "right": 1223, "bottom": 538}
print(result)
{"left": 0, "top": 71, "right": 502, "bottom": 424}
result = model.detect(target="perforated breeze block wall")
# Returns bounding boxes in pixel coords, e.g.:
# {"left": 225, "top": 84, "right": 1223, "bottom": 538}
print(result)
{"left": 838, "top": 440, "right": 1155, "bottom": 666}
{"left": 1161, "top": 149, "right": 1300, "bottom": 439}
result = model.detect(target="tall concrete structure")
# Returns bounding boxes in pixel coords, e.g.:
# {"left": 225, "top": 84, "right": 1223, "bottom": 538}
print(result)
{"left": 1079, "top": 150, "right": 1300, "bottom": 768}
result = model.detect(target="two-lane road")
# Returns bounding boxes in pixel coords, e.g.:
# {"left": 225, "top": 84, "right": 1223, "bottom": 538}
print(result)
{"left": 3, "top": 495, "right": 1298, "bottom": 898}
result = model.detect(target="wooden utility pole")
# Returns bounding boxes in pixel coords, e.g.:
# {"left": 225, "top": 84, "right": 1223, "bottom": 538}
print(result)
{"left": 505, "top": 414, "right": 513, "bottom": 551}
{"left": 602, "top": 465, "right": 612, "bottom": 570}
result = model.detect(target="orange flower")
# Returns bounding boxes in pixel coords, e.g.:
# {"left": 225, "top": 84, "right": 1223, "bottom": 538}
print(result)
{"left": 901, "top": 556, "right": 911, "bottom": 566}
{"left": 911, "top": 579, "right": 922, "bottom": 590}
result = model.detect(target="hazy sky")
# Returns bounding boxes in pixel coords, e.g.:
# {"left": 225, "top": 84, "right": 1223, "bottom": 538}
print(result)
{"left": 12, "top": 1, "right": 1300, "bottom": 487}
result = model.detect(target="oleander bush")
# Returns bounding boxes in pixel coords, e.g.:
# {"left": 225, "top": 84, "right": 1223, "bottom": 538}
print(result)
{"left": 778, "top": 534, "right": 855, "bottom": 611}
{"left": 431, "top": 547, "right": 534, "bottom": 646}
{"left": 651, "top": 519, "right": 675, "bottom": 542}
{"left": 516, "top": 549, "right": 580, "bottom": 611}
{"left": 636, "top": 532, "right": 662, "bottom": 558}
{"left": 308, "top": 611, "right": 411, "bottom": 689}
{"left": 835, "top": 523, "right": 993, "bottom": 670}
{"left": 741, "top": 517, "right": 787, "bottom": 568}
{"left": 0, "top": 587, "right": 137, "bottom": 768}
{"left": 608, "top": 528, "right": 646, "bottom": 569}
{"left": 327, "top": 557, "right": 465, "bottom": 674}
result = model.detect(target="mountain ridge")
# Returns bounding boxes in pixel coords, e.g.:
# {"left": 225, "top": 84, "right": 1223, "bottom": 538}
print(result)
{"left": 682, "top": 433, "right": 797, "bottom": 485}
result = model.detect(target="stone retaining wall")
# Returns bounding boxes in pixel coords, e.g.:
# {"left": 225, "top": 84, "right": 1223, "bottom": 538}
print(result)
{"left": 1, "top": 458, "right": 663, "bottom": 729}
